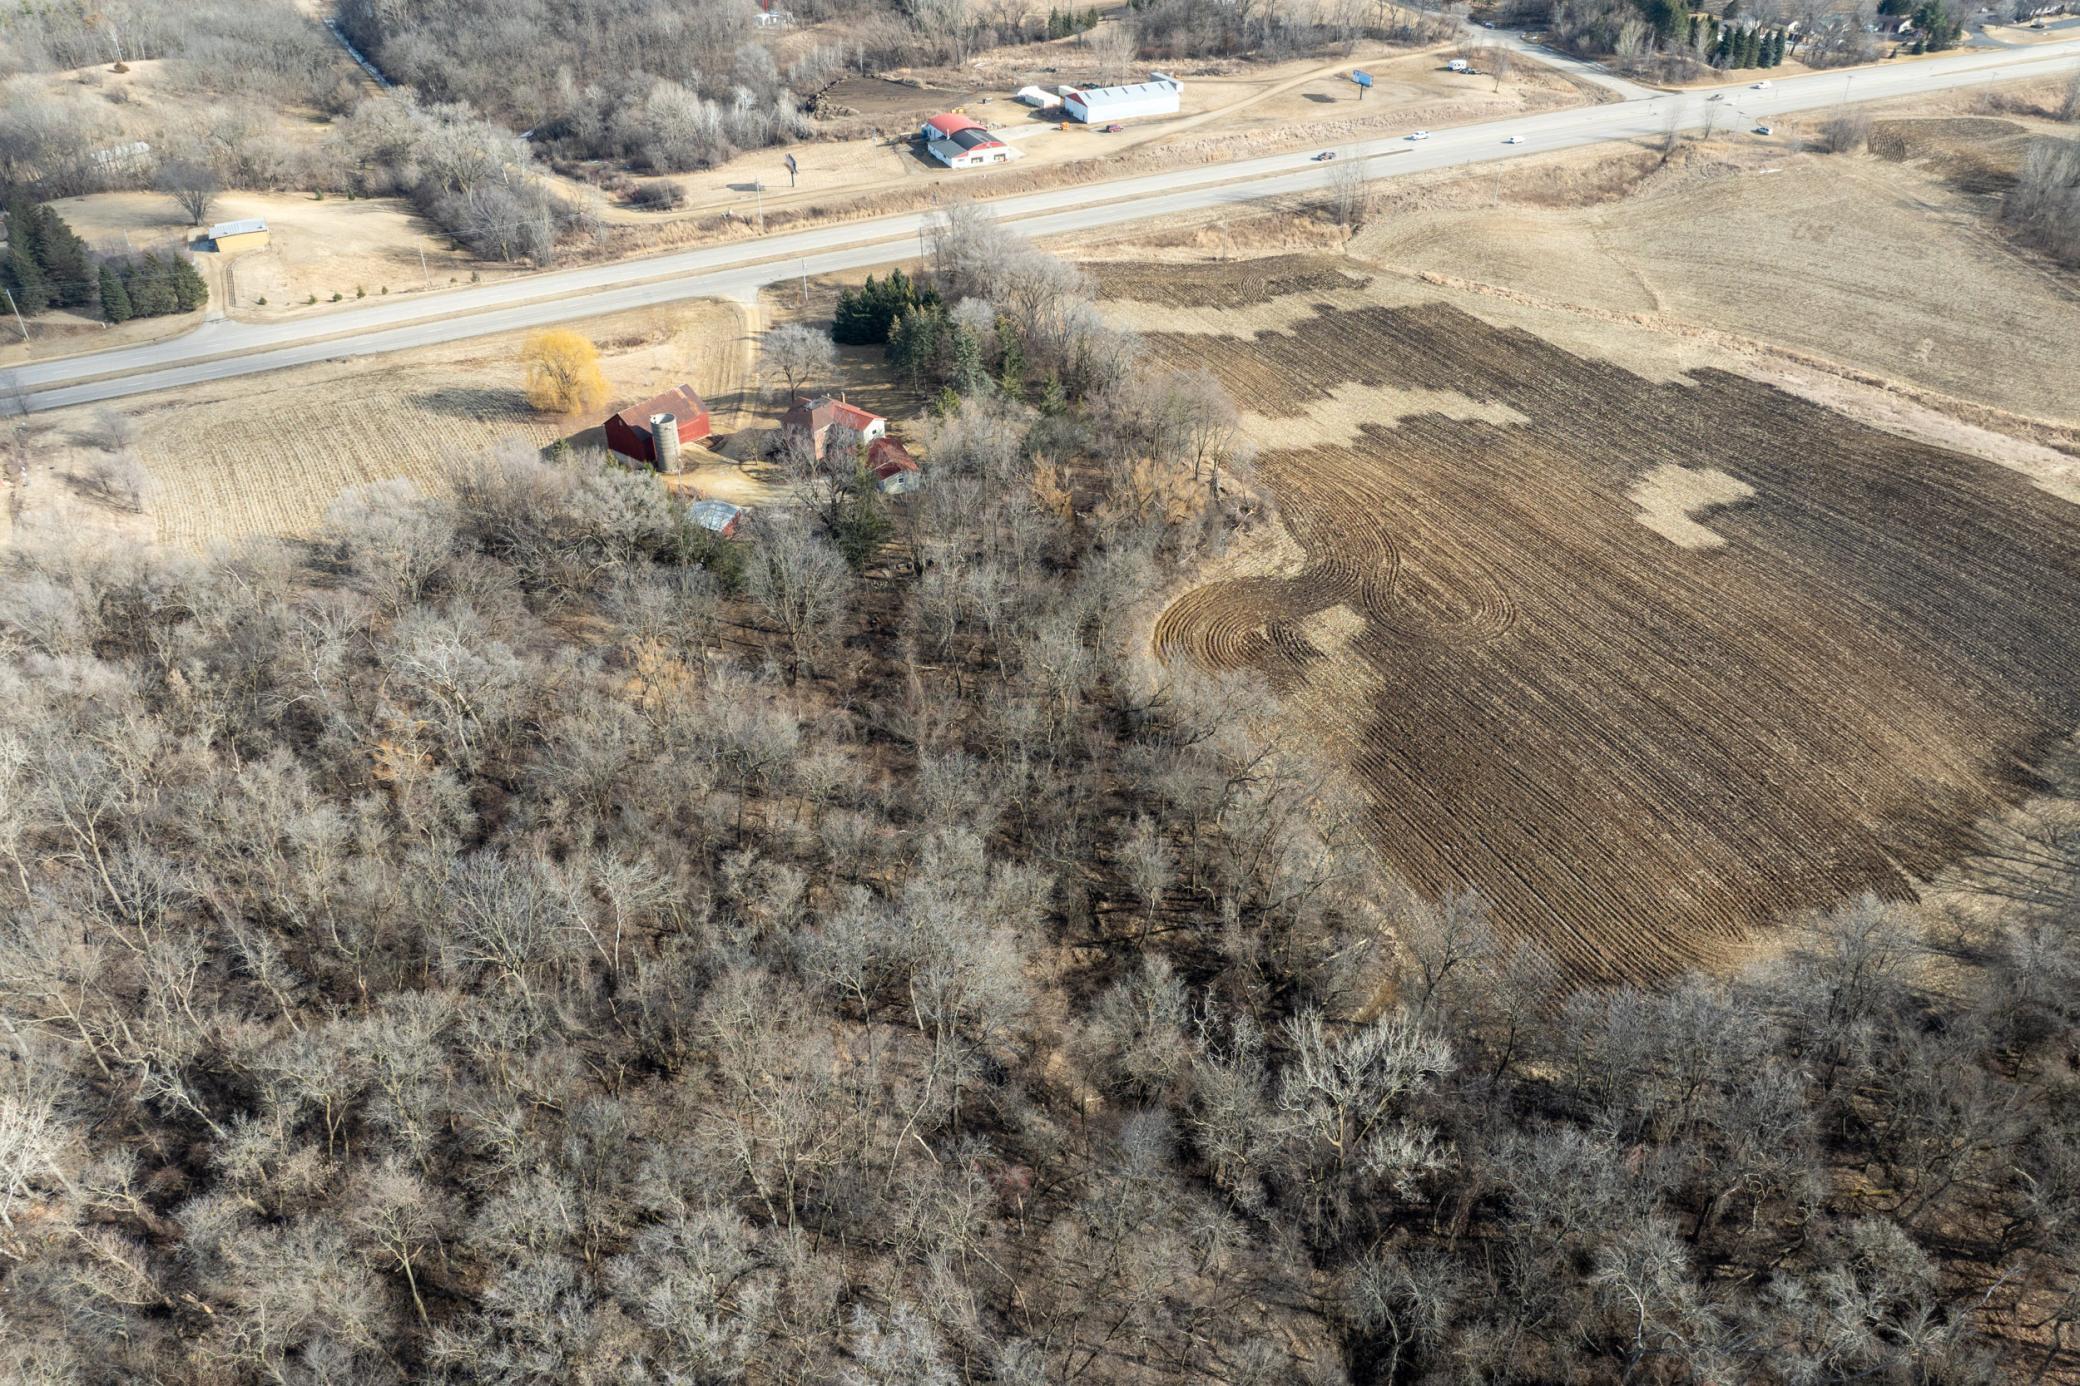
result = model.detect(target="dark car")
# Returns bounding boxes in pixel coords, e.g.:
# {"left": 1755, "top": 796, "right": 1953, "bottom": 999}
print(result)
{"left": 1313, "top": 150, "right": 1337, "bottom": 161}
{"left": 1103, "top": 123, "right": 1124, "bottom": 133}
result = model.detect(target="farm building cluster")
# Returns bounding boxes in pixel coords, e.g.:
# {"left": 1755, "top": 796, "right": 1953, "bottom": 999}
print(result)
{"left": 923, "top": 71, "right": 1182, "bottom": 172}
{"left": 599, "top": 387, "right": 922, "bottom": 538}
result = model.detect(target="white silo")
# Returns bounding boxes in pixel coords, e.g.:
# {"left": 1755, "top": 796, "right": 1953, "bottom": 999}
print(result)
{"left": 650, "top": 413, "right": 682, "bottom": 474}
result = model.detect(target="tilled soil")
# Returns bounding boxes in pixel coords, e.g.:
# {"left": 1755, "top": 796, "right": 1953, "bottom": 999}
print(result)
{"left": 1132, "top": 258, "right": 2080, "bottom": 981}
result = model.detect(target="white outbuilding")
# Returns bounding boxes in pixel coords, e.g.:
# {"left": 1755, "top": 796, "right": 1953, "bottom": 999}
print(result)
{"left": 1015, "top": 84, "right": 1059, "bottom": 108}
{"left": 1062, "top": 73, "right": 1182, "bottom": 124}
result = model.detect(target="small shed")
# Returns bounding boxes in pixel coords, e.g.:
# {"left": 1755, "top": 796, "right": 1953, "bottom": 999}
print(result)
{"left": 868, "top": 438, "right": 921, "bottom": 495}
{"left": 207, "top": 218, "right": 270, "bottom": 253}
{"left": 605, "top": 385, "right": 713, "bottom": 470}
{"left": 1015, "top": 85, "right": 1059, "bottom": 108}
{"left": 783, "top": 396, "right": 887, "bottom": 459}
{"left": 691, "top": 499, "right": 743, "bottom": 538}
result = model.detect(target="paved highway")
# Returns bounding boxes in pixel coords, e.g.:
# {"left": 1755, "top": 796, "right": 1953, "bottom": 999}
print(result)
{"left": 13, "top": 37, "right": 2078, "bottom": 411}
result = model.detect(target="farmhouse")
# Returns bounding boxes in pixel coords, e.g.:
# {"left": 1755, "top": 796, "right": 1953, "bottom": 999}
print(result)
{"left": 920, "top": 114, "right": 1013, "bottom": 169}
{"left": 1062, "top": 74, "right": 1181, "bottom": 124}
{"left": 206, "top": 218, "right": 269, "bottom": 253}
{"left": 604, "top": 385, "right": 712, "bottom": 472}
{"left": 783, "top": 396, "right": 886, "bottom": 458}
{"left": 867, "top": 437, "right": 921, "bottom": 495}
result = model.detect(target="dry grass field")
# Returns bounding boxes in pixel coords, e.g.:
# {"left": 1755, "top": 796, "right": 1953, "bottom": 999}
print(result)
{"left": 1339, "top": 128, "right": 2080, "bottom": 429}
{"left": 1120, "top": 255, "right": 2080, "bottom": 982}
{"left": 3, "top": 300, "right": 762, "bottom": 549}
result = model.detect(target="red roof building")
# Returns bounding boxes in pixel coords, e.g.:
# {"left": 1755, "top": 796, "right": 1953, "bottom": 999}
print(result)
{"left": 782, "top": 396, "right": 887, "bottom": 459}
{"left": 604, "top": 386, "right": 712, "bottom": 469}
{"left": 919, "top": 113, "right": 1012, "bottom": 169}
{"left": 867, "top": 437, "right": 920, "bottom": 494}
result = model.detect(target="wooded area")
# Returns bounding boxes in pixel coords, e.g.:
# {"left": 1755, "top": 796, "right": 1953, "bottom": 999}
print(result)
{"left": 3, "top": 216, "right": 2079, "bottom": 1382}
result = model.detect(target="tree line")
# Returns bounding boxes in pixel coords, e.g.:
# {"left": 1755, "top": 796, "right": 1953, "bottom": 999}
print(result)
{"left": 2, "top": 194, "right": 206, "bottom": 321}
{"left": 3, "top": 214, "right": 2079, "bottom": 1384}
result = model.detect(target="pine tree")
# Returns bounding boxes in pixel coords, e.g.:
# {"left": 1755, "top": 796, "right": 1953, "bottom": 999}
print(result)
{"left": 949, "top": 325, "right": 987, "bottom": 395}
{"left": 170, "top": 255, "right": 209, "bottom": 312}
{"left": 35, "top": 206, "right": 92, "bottom": 308}
{"left": 6, "top": 242, "right": 50, "bottom": 315}
{"left": 98, "top": 263, "right": 132, "bottom": 323}
{"left": 128, "top": 254, "right": 178, "bottom": 317}
{"left": 4, "top": 192, "right": 45, "bottom": 267}
{"left": 996, "top": 318, "right": 1026, "bottom": 397}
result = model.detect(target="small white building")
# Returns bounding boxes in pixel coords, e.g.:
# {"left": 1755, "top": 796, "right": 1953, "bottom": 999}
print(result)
{"left": 1014, "top": 84, "right": 1059, "bottom": 109}
{"left": 1062, "top": 74, "right": 1182, "bottom": 124}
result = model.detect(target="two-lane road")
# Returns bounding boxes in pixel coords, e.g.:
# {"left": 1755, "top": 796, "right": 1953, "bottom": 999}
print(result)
{"left": 13, "top": 38, "right": 2078, "bottom": 411}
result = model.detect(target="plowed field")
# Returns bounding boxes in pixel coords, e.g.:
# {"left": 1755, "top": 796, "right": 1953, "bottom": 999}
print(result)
{"left": 1126, "top": 257, "right": 2080, "bottom": 981}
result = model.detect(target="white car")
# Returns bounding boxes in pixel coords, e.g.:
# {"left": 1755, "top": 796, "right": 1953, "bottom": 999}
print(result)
{"left": 1408, "top": 130, "right": 1432, "bottom": 140}
{"left": 1751, "top": 80, "right": 1771, "bottom": 89}
{"left": 1504, "top": 134, "right": 1525, "bottom": 144}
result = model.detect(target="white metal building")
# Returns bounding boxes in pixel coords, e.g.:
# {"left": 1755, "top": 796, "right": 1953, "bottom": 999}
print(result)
{"left": 1062, "top": 74, "right": 1182, "bottom": 124}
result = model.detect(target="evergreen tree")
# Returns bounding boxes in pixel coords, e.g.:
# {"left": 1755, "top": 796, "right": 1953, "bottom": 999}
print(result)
{"left": 1714, "top": 27, "right": 1733, "bottom": 63}
{"left": 170, "top": 255, "right": 209, "bottom": 312}
{"left": 4, "top": 192, "right": 45, "bottom": 267}
{"left": 5, "top": 242, "right": 50, "bottom": 315}
{"left": 949, "top": 325, "right": 987, "bottom": 395}
{"left": 128, "top": 254, "right": 178, "bottom": 317}
{"left": 996, "top": 318, "right": 1026, "bottom": 397}
{"left": 888, "top": 304, "right": 947, "bottom": 386}
{"left": 98, "top": 263, "right": 132, "bottom": 323}
{"left": 830, "top": 480, "right": 892, "bottom": 571}
{"left": 35, "top": 206, "right": 92, "bottom": 309}
{"left": 832, "top": 268, "right": 938, "bottom": 345}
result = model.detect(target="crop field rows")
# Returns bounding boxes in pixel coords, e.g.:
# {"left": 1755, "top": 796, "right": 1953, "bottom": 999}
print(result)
{"left": 142, "top": 385, "right": 563, "bottom": 547}
{"left": 1127, "top": 257, "right": 2080, "bottom": 981}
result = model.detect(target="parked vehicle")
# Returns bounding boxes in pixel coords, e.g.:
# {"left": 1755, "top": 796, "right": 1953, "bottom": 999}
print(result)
{"left": 1408, "top": 129, "right": 1432, "bottom": 140}
{"left": 1751, "top": 80, "right": 1771, "bottom": 89}
{"left": 1313, "top": 150, "right": 1338, "bottom": 161}
{"left": 1754, "top": 124, "right": 1774, "bottom": 135}
{"left": 1504, "top": 134, "right": 1525, "bottom": 144}
{"left": 1102, "top": 123, "right": 1124, "bottom": 133}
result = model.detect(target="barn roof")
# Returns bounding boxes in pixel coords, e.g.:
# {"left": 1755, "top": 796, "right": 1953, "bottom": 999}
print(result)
{"left": 611, "top": 385, "right": 708, "bottom": 433}
{"left": 924, "top": 113, "right": 986, "bottom": 138}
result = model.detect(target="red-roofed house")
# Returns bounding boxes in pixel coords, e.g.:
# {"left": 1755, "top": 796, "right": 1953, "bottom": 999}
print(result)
{"left": 783, "top": 396, "right": 886, "bottom": 459}
{"left": 867, "top": 437, "right": 921, "bottom": 495}
{"left": 919, "top": 113, "right": 1012, "bottom": 169}
{"left": 604, "top": 386, "right": 712, "bottom": 471}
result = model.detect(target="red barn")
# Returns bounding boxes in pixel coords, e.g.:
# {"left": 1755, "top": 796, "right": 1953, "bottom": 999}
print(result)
{"left": 604, "top": 385, "right": 712, "bottom": 469}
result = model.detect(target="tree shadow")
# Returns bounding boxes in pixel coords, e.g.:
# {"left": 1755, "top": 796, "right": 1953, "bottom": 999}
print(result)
{"left": 412, "top": 384, "right": 532, "bottom": 421}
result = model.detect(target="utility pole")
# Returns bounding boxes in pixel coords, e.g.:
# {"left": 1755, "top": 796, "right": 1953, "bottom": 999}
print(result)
{"left": 2, "top": 288, "right": 25, "bottom": 343}
{"left": 800, "top": 257, "right": 809, "bottom": 306}
{"left": 418, "top": 247, "right": 430, "bottom": 291}
{"left": 754, "top": 181, "right": 765, "bottom": 236}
